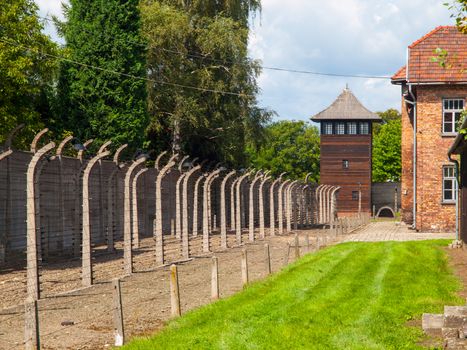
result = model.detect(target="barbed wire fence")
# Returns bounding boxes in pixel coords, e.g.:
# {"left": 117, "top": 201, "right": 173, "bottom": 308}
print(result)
{"left": 0, "top": 126, "right": 369, "bottom": 349}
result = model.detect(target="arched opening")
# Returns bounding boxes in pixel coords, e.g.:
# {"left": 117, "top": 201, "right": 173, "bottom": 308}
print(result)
{"left": 376, "top": 206, "right": 395, "bottom": 218}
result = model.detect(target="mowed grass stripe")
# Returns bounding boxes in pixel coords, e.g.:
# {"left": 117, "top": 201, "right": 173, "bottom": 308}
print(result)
{"left": 122, "top": 240, "right": 461, "bottom": 350}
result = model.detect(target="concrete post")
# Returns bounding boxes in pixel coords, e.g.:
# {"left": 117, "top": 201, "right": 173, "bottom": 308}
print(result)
{"left": 230, "top": 177, "right": 239, "bottom": 232}
{"left": 286, "top": 181, "right": 298, "bottom": 233}
{"left": 235, "top": 172, "right": 251, "bottom": 245}
{"left": 259, "top": 175, "right": 271, "bottom": 239}
{"left": 132, "top": 167, "right": 148, "bottom": 250}
{"left": 269, "top": 173, "right": 285, "bottom": 236}
{"left": 82, "top": 150, "right": 110, "bottom": 287}
{"left": 182, "top": 165, "right": 202, "bottom": 259}
{"left": 26, "top": 142, "right": 55, "bottom": 300}
{"left": 123, "top": 157, "right": 147, "bottom": 276}
{"left": 278, "top": 180, "right": 291, "bottom": 235}
{"left": 220, "top": 171, "right": 236, "bottom": 249}
{"left": 203, "top": 169, "right": 221, "bottom": 253}
{"left": 248, "top": 173, "right": 263, "bottom": 242}
{"left": 155, "top": 154, "right": 178, "bottom": 265}
{"left": 192, "top": 174, "right": 206, "bottom": 237}
{"left": 106, "top": 144, "right": 127, "bottom": 252}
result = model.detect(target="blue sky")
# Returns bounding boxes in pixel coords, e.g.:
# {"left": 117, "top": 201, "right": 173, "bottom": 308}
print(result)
{"left": 36, "top": 0, "right": 454, "bottom": 122}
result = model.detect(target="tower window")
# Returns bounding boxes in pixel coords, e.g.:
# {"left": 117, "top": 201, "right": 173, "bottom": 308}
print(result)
{"left": 352, "top": 191, "right": 359, "bottom": 201}
{"left": 359, "top": 122, "right": 369, "bottom": 134}
{"left": 336, "top": 122, "right": 345, "bottom": 135}
{"left": 348, "top": 122, "right": 357, "bottom": 134}
{"left": 322, "top": 122, "right": 333, "bottom": 135}
{"left": 342, "top": 160, "right": 349, "bottom": 169}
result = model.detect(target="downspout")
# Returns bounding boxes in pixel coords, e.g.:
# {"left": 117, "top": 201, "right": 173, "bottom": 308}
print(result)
{"left": 448, "top": 155, "right": 460, "bottom": 241}
{"left": 405, "top": 47, "right": 418, "bottom": 230}
{"left": 408, "top": 84, "right": 417, "bottom": 230}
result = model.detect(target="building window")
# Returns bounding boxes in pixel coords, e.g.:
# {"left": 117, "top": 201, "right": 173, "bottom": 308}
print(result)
{"left": 352, "top": 191, "right": 359, "bottom": 201}
{"left": 323, "top": 122, "right": 333, "bottom": 135}
{"left": 442, "top": 165, "right": 457, "bottom": 202}
{"left": 336, "top": 122, "right": 345, "bottom": 135}
{"left": 443, "top": 98, "right": 464, "bottom": 134}
{"left": 342, "top": 160, "right": 349, "bottom": 169}
{"left": 348, "top": 122, "right": 357, "bottom": 135}
{"left": 359, "top": 122, "right": 369, "bottom": 134}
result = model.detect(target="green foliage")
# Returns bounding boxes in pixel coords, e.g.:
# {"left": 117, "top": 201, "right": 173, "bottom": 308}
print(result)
{"left": 122, "top": 240, "right": 461, "bottom": 349}
{"left": 0, "top": 0, "right": 58, "bottom": 148}
{"left": 55, "top": 0, "right": 148, "bottom": 151}
{"left": 246, "top": 120, "right": 320, "bottom": 181}
{"left": 445, "top": 1, "right": 467, "bottom": 33}
{"left": 372, "top": 110, "right": 402, "bottom": 182}
{"left": 141, "top": 0, "right": 270, "bottom": 166}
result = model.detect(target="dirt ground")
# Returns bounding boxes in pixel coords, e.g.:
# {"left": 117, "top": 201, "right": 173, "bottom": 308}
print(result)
{"left": 0, "top": 227, "right": 336, "bottom": 350}
{"left": 447, "top": 247, "right": 467, "bottom": 302}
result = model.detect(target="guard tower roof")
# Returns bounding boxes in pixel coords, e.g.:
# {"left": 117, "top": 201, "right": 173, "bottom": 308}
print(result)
{"left": 311, "top": 88, "right": 381, "bottom": 121}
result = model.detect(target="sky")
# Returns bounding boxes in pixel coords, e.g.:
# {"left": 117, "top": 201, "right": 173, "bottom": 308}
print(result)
{"left": 35, "top": 0, "right": 454, "bottom": 122}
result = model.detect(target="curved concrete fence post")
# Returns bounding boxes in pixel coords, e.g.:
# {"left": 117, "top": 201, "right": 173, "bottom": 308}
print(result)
{"left": 269, "top": 173, "right": 285, "bottom": 236}
{"left": 4, "top": 123, "right": 24, "bottom": 149}
{"left": 74, "top": 139, "right": 94, "bottom": 257}
{"left": 249, "top": 172, "right": 263, "bottom": 242}
{"left": 82, "top": 150, "right": 111, "bottom": 287}
{"left": 259, "top": 175, "right": 271, "bottom": 239}
{"left": 230, "top": 177, "right": 239, "bottom": 232}
{"left": 192, "top": 174, "right": 206, "bottom": 237}
{"left": 182, "top": 164, "right": 202, "bottom": 259}
{"left": 123, "top": 156, "right": 147, "bottom": 276}
{"left": 26, "top": 141, "right": 55, "bottom": 300}
{"left": 175, "top": 156, "right": 189, "bottom": 240}
{"left": 30, "top": 128, "right": 49, "bottom": 154}
{"left": 326, "top": 186, "right": 334, "bottom": 225}
{"left": 155, "top": 154, "right": 178, "bottom": 265}
{"left": 286, "top": 181, "right": 298, "bottom": 233}
{"left": 203, "top": 169, "right": 221, "bottom": 253}
{"left": 316, "top": 185, "right": 325, "bottom": 225}
{"left": 220, "top": 170, "right": 236, "bottom": 249}
{"left": 278, "top": 179, "right": 291, "bottom": 235}
{"left": 97, "top": 141, "right": 112, "bottom": 243}
{"left": 132, "top": 167, "right": 148, "bottom": 250}
{"left": 175, "top": 173, "right": 187, "bottom": 241}
{"left": 55, "top": 136, "right": 74, "bottom": 253}
{"left": 106, "top": 144, "right": 127, "bottom": 252}
{"left": 330, "top": 186, "right": 340, "bottom": 226}
{"left": 235, "top": 172, "right": 251, "bottom": 245}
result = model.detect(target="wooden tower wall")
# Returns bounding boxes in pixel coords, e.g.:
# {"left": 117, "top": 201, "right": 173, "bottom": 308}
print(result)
{"left": 320, "top": 134, "right": 372, "bottom": 215}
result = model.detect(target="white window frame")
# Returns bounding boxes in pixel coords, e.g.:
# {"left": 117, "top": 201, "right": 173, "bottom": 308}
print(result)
{"left": 323, "top": 122, "right": 333, "bottom": 135}
{"left": 442, "top": 98, "right": 464, "bottom": 134}
{"left": 359, "top": 122, "right": 369, "bottom": 135}
{"left": 442, "top": 165, "right": 457, "bottom": 203}
{"left": 348, "top": 122, "right": 357, "bottom": 135}
{"left": 336, "top": 122, "right": 345, "bottom": 135}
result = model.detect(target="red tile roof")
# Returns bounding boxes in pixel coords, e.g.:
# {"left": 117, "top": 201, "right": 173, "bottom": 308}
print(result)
{"left": 391, "top": 26, "right": 467, "bottom": 83}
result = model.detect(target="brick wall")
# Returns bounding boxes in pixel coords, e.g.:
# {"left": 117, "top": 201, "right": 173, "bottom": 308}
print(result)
{"left": 400, "top": 85, "right": 467, "bottom": 232}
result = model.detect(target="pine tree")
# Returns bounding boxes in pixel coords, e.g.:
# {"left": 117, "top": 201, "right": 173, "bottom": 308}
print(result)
{"left": 56, "top": 0, "right": 148, "bottom": 151}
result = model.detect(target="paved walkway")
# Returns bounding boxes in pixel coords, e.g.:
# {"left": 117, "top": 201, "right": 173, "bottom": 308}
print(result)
{"left": 340, "top": 220, "right": 455, "bottom": 242}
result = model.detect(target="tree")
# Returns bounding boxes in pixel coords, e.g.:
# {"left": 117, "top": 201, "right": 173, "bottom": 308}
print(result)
{"left": 372, "top": 115, "right": 401, "bottom": 182}
{"left": 141, "top": 0, "right": 270, "bottom": 167}
{"left": 0, "top": 0, "right": 58, "bottom": 147}
{"left": 55, "top": 0, "right": 148, "bottom": 151}
{"left": 246, "top": 121, "right": 320, "bottom": 181}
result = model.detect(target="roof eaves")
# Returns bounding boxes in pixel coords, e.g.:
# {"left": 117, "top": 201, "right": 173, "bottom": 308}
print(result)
{"left": 408, "top": 26, "right": 451, "bottom": 49}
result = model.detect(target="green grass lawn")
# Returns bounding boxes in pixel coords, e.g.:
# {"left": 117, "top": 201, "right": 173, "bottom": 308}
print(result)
{"left": 122, "top": 241, "right": 462, "bottom": 350}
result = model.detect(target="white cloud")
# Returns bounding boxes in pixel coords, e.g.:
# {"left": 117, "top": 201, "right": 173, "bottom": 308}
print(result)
{"left": 35, "top": 0, "right": 454, "bottom": 121}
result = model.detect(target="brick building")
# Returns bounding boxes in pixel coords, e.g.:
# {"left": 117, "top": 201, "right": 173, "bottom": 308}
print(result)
{"left": 391, "top": 26, "right": 467, "bottom": 232}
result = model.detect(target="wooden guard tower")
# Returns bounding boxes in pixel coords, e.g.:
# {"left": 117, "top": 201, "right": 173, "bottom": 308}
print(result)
{"left": 311, "top": 88, "right": 381, "bottom": 216}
